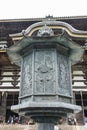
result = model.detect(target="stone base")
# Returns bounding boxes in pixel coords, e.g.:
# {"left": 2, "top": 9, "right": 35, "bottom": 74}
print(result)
{"left": 11, "top": 101, "right": 81, "bottom": 114}
{"left": 11, "top": 101, "right": 81, "bottom": 125}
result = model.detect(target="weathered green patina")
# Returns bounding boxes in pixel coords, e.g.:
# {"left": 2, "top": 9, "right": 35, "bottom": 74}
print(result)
{"left": 7, "top": 21, "right": 83, "bottom": 130}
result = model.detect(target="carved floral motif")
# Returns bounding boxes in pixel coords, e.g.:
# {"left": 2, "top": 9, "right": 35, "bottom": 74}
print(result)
{"left": 21, "top": 54, "right": 32, "bottom": 96}
{"left": 58, "top": 53, "right": 71, "bottom": 96}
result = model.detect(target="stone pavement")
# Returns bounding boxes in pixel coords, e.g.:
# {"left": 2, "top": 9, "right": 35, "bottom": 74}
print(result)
{"left": 0, "top": 124, "right": 38, "bottom": 130}
{"left": 59, "top": 125, "right": 87, "bottom": 130}
{"left": 0, "top": 124, "right": 87, "bottom": 130}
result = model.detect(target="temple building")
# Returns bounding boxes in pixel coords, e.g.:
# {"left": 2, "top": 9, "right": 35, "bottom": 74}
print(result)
{"left": 0, "top": 16, "right": 87, "bottom": 123}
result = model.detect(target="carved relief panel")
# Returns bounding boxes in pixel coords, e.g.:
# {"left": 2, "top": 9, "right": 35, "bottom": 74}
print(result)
{"left": 34, "top": 49, "right": 56, "bottom": 94}
{"left": 57, "top": 52, "right": 71, "bottom": 96}
{"left": 20, "top": 53, "right": 32, "bottom": 96}
{"left": 20, "top": 48, "right": 71, "bottom": 99}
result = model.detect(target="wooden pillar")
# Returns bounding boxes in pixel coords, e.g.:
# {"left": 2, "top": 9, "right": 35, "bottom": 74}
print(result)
{"left": 1, "top": 91, "right": 8, "bottom": 123}
{"left": 72, "top": 92, "right": 76, "bottom": 104}
{"left": 80, "top": 91, "right": 84, "bottom": 124}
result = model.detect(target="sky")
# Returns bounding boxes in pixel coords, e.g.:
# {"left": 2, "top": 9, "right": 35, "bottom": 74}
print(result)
{"left": 0, "top": 0, "right": 87, "bottom": 19}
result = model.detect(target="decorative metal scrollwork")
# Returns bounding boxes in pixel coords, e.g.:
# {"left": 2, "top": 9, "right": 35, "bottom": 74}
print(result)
{"left": 37, "top": 24, "right": 54, "bottom": 37}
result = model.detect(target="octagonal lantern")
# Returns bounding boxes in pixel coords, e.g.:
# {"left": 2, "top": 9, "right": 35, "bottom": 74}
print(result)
{"left": 7, "top": 21, "right": 85, "bottom": 129}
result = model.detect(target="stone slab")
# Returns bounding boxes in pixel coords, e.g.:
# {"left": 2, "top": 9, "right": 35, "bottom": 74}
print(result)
{"left": 11, "top": 101, "right": 81, "bottom": 114}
